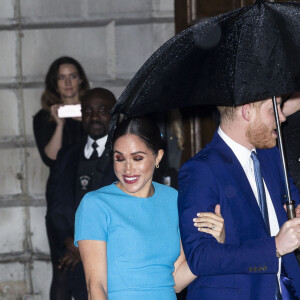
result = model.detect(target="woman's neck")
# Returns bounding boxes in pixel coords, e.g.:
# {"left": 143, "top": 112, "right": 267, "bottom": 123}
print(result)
{"left": 116, "top": 182, "right": 154, "bottom": 198}
{"left": 62, "top": 96, "right": 79, "bottom": 105}
{"left": 148, "top": 184, "right": 154, "bottom": 197}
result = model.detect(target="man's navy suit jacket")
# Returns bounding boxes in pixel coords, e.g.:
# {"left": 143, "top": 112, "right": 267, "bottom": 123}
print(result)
{"left": 178, "top": 131, "right": 300, "bottom": 300}
{"left": 47, "top": 140, "right": 117, "bottom": 258}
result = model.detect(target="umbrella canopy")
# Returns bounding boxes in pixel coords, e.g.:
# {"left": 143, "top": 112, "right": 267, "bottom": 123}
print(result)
{"left": 111, "top": 0, "right": 300, "bottom": 119}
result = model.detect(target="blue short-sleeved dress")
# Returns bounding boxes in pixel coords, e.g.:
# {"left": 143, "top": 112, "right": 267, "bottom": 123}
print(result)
{"left": 75, "top": 182, "right": 180, "bottom": 300}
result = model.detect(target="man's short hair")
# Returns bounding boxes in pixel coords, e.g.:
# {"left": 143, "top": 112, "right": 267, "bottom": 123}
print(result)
{"left": 251, "top": 99, "right": 267, "bottom": 110}
{"left": 217, "top": 99, "right": 268, "bottom": 122}
{"left": 217, "top": 106, "right": 237, "bottom": 122}
{"left": 81, "top": 87, "right": 116, "bottom": 105}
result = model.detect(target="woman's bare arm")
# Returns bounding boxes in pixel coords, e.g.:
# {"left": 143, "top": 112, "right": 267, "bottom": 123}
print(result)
{"left": 173, "top": 241, "right": 197, "bottom": 293}
{"left": 78, "top": 240, "right": 108, "bottom": 300}
{"left": 44, "top": 105, "right": 65, "bottom": 160}
{"left": 282, "top": 92, "right": 300, "bottom": 117}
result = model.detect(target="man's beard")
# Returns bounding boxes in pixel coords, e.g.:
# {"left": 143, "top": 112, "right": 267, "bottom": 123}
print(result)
{"left": 246, "top": 116, "right": 276, "bottom": 149}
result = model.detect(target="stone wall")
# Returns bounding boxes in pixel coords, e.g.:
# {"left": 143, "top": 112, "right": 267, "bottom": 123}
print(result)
{"left": 0, "top": 1, "right": 174, "bottom": 299}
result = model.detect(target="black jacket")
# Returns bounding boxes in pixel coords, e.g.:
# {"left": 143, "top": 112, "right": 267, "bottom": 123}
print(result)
{"left": 47, "top": 140, "right": 117, "bottom": 258}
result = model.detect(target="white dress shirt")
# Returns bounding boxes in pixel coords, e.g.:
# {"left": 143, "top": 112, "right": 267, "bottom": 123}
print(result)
{"left": 84, "top": 135, "right": 107, "bottom": 159}
{"left": 218, "top": 127, "right": 281, "bottom": 286}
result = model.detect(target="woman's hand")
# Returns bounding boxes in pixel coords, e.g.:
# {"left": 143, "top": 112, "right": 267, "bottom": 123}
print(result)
{"left": 193, "top": 204, "right": 225, "bottom": 243}
{"left": 50, "top": 104, "right": 65, "bottom": 126}
{"left": 44, "top": 104, "right": 66, "bottom": 160}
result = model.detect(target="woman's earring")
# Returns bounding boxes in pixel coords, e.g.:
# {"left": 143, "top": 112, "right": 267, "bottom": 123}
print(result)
{"left": 155, "top": 164, "right": 159, "bottom": 168}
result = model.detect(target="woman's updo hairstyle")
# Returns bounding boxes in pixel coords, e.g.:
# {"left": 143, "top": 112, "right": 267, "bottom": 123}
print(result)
{"left": 112, "top": 116, "right": 163, "bottom": 155}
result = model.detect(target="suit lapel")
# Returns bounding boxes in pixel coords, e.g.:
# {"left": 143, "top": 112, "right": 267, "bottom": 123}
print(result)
{"left": 212, "top": 133, "right": 269, "bottom": 234}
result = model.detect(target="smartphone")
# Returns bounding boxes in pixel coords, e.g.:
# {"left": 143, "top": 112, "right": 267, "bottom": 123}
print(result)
{"left": 58, "top": 104, "right": 82, "bottom": 118}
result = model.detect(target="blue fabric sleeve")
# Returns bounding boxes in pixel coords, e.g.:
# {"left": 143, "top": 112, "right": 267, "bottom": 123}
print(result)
{"left": 178, "top": 159, "right": 278, "bottom": 276}
{"left": 74, "top": 192, "right": 109, "bottom": 246}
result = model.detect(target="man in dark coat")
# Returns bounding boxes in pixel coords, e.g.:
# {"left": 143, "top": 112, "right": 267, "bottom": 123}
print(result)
{"left": 48, "top": 87, "right": 117, "bottom": 300}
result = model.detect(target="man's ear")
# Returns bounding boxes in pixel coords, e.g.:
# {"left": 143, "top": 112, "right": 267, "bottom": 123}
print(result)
{"left": 241, "top": 104, "right": 252, "bottom": 121}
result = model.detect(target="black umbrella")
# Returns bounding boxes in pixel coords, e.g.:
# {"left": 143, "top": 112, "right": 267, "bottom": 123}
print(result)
{"left": 108, "top": 0, "right": 300, "bottom": 214}
{"left": 111, "top": 0, "right": 300, "bottom": 118}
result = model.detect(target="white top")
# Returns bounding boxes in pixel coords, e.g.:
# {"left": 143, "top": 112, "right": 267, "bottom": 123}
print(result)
{"left": 84, "top": 135, "right": 107, "bottom": 159}
{"left": 218, "top": 127, "right": 281, "bottom": 287}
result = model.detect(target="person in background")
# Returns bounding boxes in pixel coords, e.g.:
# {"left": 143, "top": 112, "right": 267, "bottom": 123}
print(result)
{"left": 48, "top": 88, "right": 117, "bottom": 300}
{"left": 282, "top": 92, "right": 300, "bottom": 191}
{"left": 154, "top": 108, "right": 185, "bottom": 190}
{"left": 282, "top": 92, "right": 300, "bottom": 265}
{"left": 74, "top": 116, "right": 225, "bottom": 300}
{"left": 33, "top": 56, "right": 89, "bottom": 300}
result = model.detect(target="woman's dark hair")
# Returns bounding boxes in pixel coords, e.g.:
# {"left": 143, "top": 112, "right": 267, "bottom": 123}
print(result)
{"left": 41, "top": 56, "right": 90, "bottom": 111}
{"left": 112, "top": 117, "right": 163, "bottom": 155}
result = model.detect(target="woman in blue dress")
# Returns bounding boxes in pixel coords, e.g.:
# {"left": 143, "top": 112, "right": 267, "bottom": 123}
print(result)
{"left": 75, "top": 117, "right": 225, "bottom": 300}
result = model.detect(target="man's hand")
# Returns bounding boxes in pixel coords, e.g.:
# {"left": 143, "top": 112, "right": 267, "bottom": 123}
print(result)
{"left": 275, "top": 218, "right": 300, "bottom": 256}
{"left": 58, "top": 237, "right": 81, "bottom": 271}
{"left": 296, "top": 204, "right": 300, "bottom": 218}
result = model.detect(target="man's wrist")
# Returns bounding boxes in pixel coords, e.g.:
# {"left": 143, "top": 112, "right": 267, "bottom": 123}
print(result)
{"left": 275, "top": 236, "right": 284, "bottom": 257}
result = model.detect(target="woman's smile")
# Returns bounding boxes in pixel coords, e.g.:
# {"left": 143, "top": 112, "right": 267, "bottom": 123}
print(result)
{"left": 123, "top": 175, "right": 139, "bottom": 184}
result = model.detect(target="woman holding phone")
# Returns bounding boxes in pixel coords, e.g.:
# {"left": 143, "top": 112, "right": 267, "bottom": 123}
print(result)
{"left": 33, "top": 56, "right": 90, "bottom": 300}
{"left": 75, "top": 117, "right": 225, "bottom": 299}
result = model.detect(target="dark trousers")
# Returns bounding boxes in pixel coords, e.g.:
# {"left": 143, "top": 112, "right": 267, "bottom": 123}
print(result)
{"left": 46, "top": 217, "right": 88, "bottom": 300}
{"left": 46, "top": 219, "right": 72, "bottom": 300}
{"left": 67, "top": 262, "right": 88, "bottom": 300}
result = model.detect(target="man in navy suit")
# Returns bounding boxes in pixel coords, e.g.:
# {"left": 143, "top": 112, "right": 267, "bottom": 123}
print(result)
{"left": 178, "top": 97, "right": 300, "bottom": 299}
{"left": 48, "top": 88, "right": 117, "bottom": 300}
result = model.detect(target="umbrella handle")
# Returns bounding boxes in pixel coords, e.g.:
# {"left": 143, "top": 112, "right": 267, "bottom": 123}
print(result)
{"left": 272, "top": 96, "right": 296, "bottom": 219}
{"left": 286, "top": 200, "right": 296, "bottom": 220}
